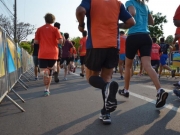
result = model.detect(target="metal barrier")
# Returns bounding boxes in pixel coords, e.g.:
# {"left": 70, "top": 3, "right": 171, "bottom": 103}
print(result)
{"left": 0, "top": 27, "right": 33, "bottom": 112}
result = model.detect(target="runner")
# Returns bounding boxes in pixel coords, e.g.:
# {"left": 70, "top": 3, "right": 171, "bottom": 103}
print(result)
{"left": 34, "top": 13, "right": 63, "bottom": 96}
{"left": 118, "top": 0, "right": 169, "bottom": 108}
{"left": 60, "top": 33, "right": 73, "bottom": 80}
{"left": 31, "top": 39, "right": 39, "bottom": 80}
{"left": 173, "top": 5, "right": 180, "bottom": 27}
{"left": 119, "top": 31, "right": 126, "bottom": 80}
{"left": 76, "top": 0, "right": 135, "bottom": 124}
{"left": 79, "top": 30, "right": 87, "bottom": 77}
{"left": 151, "top": 37, "right": 161, "bottom": 76}
{"left": 53, "top": 22, "right": 64, "bottom": 83}
{"left": 69, "top": 41, "right": 77, "bottom": 73}
{"left": 158, "top": 37, "right": 176, "bottom": 78}
{"left": 137, "top": 51, "right": 144, "bottom": 76}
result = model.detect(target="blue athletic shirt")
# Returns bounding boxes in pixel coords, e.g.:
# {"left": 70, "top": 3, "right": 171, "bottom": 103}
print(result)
{"left": 125, "top": 0, "right": 150, "bottom": 35}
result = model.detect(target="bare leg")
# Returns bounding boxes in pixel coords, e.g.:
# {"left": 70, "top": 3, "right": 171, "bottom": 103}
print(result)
{"left": 119, "top": 60, "right": 124, "bottom": 77}
{"left": 141, "top": 56, "right": 160, "bottom": 90}
{"left": 124, "top": 57, "right": 133, "bottom": 90}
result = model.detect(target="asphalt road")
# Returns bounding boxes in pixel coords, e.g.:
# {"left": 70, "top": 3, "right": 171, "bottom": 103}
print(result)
{"left": 0, "top": 68, "right": 180, "bottom": 135}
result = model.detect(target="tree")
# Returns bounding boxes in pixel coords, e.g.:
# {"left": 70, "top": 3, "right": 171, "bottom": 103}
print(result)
{"left": 0, "top": 14, "right": 35, "bottom": 43}
{"left": 71, "top": 37, "right": 81, "bottom": 50}
{"left": 19, "top": 41, "right": 32, "bottom": 54}
{"left": 149, "top": 12, "right": 167, "bottom": 39}
{"left": 165, "top": 35, "right": 174, "bottom": 45}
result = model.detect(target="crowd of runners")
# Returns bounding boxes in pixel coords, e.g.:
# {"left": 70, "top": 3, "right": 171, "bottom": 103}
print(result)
{"left": 30, "top": 0, "right": 180, "bottom": 124}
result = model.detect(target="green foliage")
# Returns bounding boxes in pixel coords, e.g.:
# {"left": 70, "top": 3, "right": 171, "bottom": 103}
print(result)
{"left": 165, "top": 35, "right": 174, "bottom": 45}
{"left": 70, "top": 37, "right": 81, "bottom": 50}
{"left": 149, "top": 12, "right": 167, "bottom": 39}
{"left": 19, "top": 41, "right": 32, "bottom": 54}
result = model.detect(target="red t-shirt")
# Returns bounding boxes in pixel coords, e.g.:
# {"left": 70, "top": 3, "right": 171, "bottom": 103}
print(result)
{"left": 119, "top": 35, "right": 126, "bottom": 54}
{"left": 151, "top": 43, "right": 160, "bottom": 60}
{"left": 174, "top": 5, "right": 180, "bottom": 20}
{"left": 79, "top": 37, "right": 87, "bottom": 56}
{"left": 35, "top": 24, "right": 62, "bottom": 59}
{"left": 175, "top": 27, "right": 180, "bottom": 46}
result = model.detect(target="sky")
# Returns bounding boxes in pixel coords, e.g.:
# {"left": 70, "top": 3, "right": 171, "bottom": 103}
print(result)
{"left": 0, "top": 0, "right": 180, "bottom": 41}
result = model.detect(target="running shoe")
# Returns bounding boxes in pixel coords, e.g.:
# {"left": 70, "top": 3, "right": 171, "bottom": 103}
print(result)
{"left": 53, "top": 72, "right": 59, "bottom": 83}
{"left": 105, "top": 81, "right": 118, "bottom": 112}
{"left": 156, "top": 89, "right": 168, "bottom": 108}
{"left": 173, "top": 82, "right": 180, "bottom": 87}
{"left": 43, "top": 69, "right": 50, "bottom": 85}
{"left": 80, "top": 73, "right": 84, "bottom": 77}
{"left": 63, "top": 78, "right": 67, "bottom": 81}
{"left": 44, "top": 91, "right": 50, "bottom": 97}
{"left": 35, "top": 77, "right": 39, "bottom": 81}
{"left": 99, "top": 113, "right": 111, "bottom": 124}
{"left": 118, "top": 89, "right": 129, "bottom": 98}
{"left": 73, "top": 67, "right": 76, "bottom": 73}
{"left": 120, "top": 76, "right": 124, "bottom": 80}
{"left": 171, "top": 70, "right": 176, "bottom": 77}
{"left": 173, "top": 89, "right": 180, "bottom": 99}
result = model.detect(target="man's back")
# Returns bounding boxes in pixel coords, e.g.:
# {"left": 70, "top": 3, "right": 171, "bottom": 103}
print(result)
{"left": 62, "top": 40, "right": 72, "bottom": 58}
{"left": 81, "top": 0, "right": 122, "bottom": 49}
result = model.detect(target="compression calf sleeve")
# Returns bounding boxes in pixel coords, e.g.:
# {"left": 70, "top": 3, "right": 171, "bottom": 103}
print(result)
{"left": 89, "top": 76, "right": 107, "bottom": 90}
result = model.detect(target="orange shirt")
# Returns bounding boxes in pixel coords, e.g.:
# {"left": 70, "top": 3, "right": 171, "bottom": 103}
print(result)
{"left": 137, "top": 50, "right": 140, "bottom": 57}
{"left": 119, "top": 35, "right": 126, "bottom": 54}
{"left": 174, "top": 5, "right": 180, "bottom": 20}
{"left": 79, "top": 37, "right": 87, "bottom": 56}
{"left": 35, "top": 24, "right": 62, "bottom": 59}
{"left": 70, "top": 47, "right": 77, "bottom": 54}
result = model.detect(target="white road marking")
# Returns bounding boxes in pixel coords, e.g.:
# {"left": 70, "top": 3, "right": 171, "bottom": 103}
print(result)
{"left": 130, "top": 85, "right": 180, "bottom": 113}
{"left": 71, "top": 72, "right": 180, "bottom": 113}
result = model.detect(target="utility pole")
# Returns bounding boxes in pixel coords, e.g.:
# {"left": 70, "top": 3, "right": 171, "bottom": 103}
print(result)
{"left": 14, "top": 0, "right": 17, "bottom": 43}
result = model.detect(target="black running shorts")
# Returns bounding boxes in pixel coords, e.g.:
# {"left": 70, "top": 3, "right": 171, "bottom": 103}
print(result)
{"left": 85, "top": 48, "right": 119, "bottom": 71}
{"left": 126, "top": 33, "right": 152, "bottom": 59}
{"left": 39, "top": 59, "right": 56, "bottom": 68}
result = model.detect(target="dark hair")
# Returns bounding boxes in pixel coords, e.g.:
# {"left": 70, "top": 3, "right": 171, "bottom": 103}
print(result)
{"left": 152, "top": 37, "right": 157, "bottom": 43}
{"left": 120, "top": 31, "right": 125, "bottom": 34}
{"left": 31, "top": 39, "right": 34, "bottom": 44}
{"left": 136, "top": 0, "right": 149, "bottom": 4}
{"left": 44, "top": 13, "right": 55, "bottom": 24}
{"left": 160, "top": 37, "right": 165, "bottom": 42}
{"left": 82, "top": 30, "right": 87, "bottom": 37}
{"left": 54, "top": 22, "right": 60, "bottom": 29}
{"left": 71, "top": 41, "right": 75, "bottom": 45}
{"left": 64, "top": 33, "right": 69, "bottom": 39}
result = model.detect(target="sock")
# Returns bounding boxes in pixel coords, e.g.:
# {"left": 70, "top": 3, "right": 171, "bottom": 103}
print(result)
{"left": 89, "top": 76, "right": 107, "bottom": 90}
{"left": 89, "top": 76, "right": 107, "bottom": 114}
{"left": 45, "top": 89, "right": 49, "bottom": 92}
{"left": 124, "top": 89, "right": 129, "bottom": 93}
{"left": 157, "top": 88, "right": 162, "bottom": 93}
{"left": 101, "top": 88, "right": 106, "bottom": 114}
{"left": 178, "top": 81, "right": 180, "bottom": 85}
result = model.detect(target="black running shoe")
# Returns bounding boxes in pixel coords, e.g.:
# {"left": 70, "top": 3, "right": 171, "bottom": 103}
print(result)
{"left": 118, "top": 89, "right": 129, "bottom": 98}
{"left": 156, "top": 89, "right": 168, "bottom": 108}
{"left": 173, "top": 82, "right": 180, "bottom": 87}
{"left": 105, "top": 81, "right": 118, "bottom": 112}
{"left": 173, "top": 89, "right": 180, "bottom": 99}
{"left": 54, "top": 72, "right": 59, "bottom": 83}
{"left": 171, "top": 70, "right": 176, "bottom": 77}
{"left": 80, "top": 73, "right": 84, "bottom": 77}
{"left": 99, "top": 113, "right": 111, "bottom": 124}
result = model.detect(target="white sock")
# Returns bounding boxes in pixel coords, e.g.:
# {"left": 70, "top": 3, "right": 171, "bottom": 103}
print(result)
{"left": 178, "top": 81, "right": 180, "bottom": 85}
{"left": 124, "top": 89, "right": 129, "bottom": 93}
{"left": 157, "top": 88, "right": 162, "bottom": 93}
{"left": 45, "top": 89, "right": 49, "bottom": 92}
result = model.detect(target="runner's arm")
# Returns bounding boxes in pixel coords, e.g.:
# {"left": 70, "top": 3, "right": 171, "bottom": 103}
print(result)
{"left": 118, "top": 4, "right": 135, "bottom": 29}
